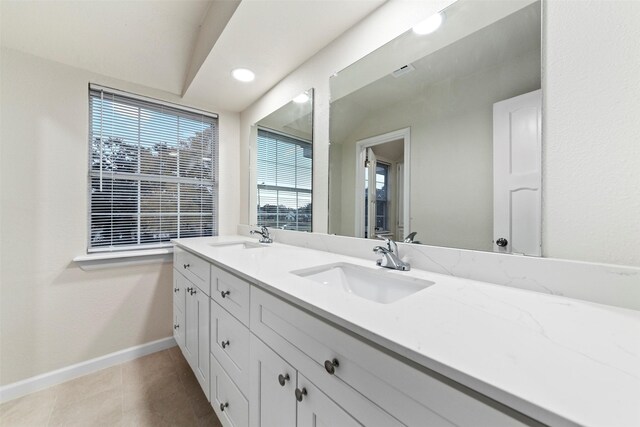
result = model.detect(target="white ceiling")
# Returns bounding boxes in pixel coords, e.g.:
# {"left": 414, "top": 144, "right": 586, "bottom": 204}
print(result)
{"left": 1, "top": 0, "right": 385, "bottom": 113}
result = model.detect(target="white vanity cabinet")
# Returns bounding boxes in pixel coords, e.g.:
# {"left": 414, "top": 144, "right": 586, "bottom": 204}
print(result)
{"left": 251, "top": 287, "right": 529, "bottom": 427}
{"left": 173, "top": 248, "right": 210, "bottom": 400}
{"left": 210, "top": 263, "right": 253, "bottom": 426}
{"left": 174, "top": 245, "right": 536, "bottom": 427}
{"left": 250, "top": 334, "right": 400, "bottom": 427}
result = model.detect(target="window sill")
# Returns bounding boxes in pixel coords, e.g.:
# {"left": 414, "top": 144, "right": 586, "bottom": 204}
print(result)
{"left": 73, "top": 248, "right": 173, "bottom": 271}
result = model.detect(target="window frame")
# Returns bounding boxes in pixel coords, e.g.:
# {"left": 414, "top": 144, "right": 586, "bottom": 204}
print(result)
{"left": 86, "top": 84, "right": 219, "bottom": 253}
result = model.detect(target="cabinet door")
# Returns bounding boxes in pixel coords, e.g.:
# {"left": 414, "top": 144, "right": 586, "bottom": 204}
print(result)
{"left": 250, "top": 335, "right": 296, "bottom": 427}
{"left": 184, "top": 286, "right": 197, "bottom": 367}
{"left": 173, "top": 304, "right": 185, "bottom": 351}
{"left": 194, "top": 287, "right": 210, "bottom": 400}
{"left": 184, "top": 286, "right": 210, "bottom": 400}
{"left": 296, "top": 374, "right": 361, "bottom": 427}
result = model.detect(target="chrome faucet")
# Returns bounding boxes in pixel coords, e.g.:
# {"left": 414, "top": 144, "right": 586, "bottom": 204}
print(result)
{"left": 403, "top": 231, "right": 418, "bottom": 243}
{"left": 373, "top": 236, "right": 410, "bottom": 271}
{"left": 250, "top": 226, "right": 273, "bottom": 243}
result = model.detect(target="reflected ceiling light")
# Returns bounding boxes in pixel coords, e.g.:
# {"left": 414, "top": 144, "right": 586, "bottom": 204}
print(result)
{"left": 232, "top": 68, "right": 255, "bottom": 82}
{"left": 293, "top": 92, "right": 310, "bottom": 103}
{"left": 412, "top": 12, "right": 443, "bottom": 35}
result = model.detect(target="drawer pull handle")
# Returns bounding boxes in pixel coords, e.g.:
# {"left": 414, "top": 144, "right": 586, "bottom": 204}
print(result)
{"left": 295, "top": 387, "right": 307, "bottom": 402}
{"left": 219, "top": 402, "right": 228, "bottom": 412}
{"left": 278, "top": 373, "right": 290, "bottom": 386}
{"left": 183, "top": 263, "right": 190, "bottom": 269}
{"left": 221, "top": 340, "right": 230, "bottom": 349}
{"left": 220, "top": 290, "right": 230, "bottom": 298}
{"left": 324, "top": 358, "right": 339, "bottom": 375}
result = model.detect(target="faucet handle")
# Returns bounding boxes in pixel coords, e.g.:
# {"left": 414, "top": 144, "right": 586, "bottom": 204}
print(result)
{"left": 376, "top": 235, "right": 398, "bottom": 254}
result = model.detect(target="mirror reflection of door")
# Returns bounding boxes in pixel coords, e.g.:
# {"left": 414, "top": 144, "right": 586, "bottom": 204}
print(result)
{"left": 493, "top": 89, "right": 542, "bottom": 256}
{"left": 357, "top": 132, "right": 409, "bottom": 240}
{"left": 365, "top": 150, "right": 394, "bottom": 238}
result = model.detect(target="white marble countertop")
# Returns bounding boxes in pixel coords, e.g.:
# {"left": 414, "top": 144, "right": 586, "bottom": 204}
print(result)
{"left": 173, "top": 236, "right": 640, "bottom": 427}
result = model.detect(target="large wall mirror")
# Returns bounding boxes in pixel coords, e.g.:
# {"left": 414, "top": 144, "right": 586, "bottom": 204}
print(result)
{"left": 249, "top": 89, "right": 314, "bottom": 231}
{"left": 329, "top": 0, "right": 541, "bottom": 255}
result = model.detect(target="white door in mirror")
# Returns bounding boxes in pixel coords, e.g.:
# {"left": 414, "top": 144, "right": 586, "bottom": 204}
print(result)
{"left": 493, "top": 89, "right": 542, "bottom": 256}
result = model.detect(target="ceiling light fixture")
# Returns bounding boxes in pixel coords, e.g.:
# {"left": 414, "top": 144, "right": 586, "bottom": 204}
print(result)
{"left": 232, "top": 68, "right": 255, "bottom": 82}
{"left": 293, "top": 92, "right": 310, "bottom": 103}
{"left": 412, "top": 12, "right": 444, "bottom": 35}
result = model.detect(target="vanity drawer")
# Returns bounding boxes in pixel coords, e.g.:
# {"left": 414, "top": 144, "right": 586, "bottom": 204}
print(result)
{"left": 210, "top": 299, "right": 250, "bottom": 396}
{"left": 211, "top": 354, "right": 249, "bottom": 427}
{"left": 211, "top": 264, "right": 250, "bottom": 326}
{"left": 174, "top": 247, "right": 211, "bottom": 295}
{"left": 251, "top": 287, "right": 528, "bottom": 427}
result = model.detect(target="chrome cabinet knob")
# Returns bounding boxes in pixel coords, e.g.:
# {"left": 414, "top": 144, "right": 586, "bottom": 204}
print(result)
{"left": 219, "top": 402, "right": 228, "bottom": 412}
{"left": 221, "top": 290, "right": 230, "bottom": 298}
{"left": 295, "top": 387, "right": 307, "bottom": 402}
{"left": 324, "top": 358, "right": 339, "bottom": 375}
{"left": 277, "top": 373, "right": 290, "bottom": 386}
{"left": 221, "top": 340, "right": 230, "bottom": 349}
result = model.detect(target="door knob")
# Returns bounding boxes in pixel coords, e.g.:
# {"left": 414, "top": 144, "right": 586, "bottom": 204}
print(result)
{"left": 496, "top": 238, "right": 508, "bottom": 247}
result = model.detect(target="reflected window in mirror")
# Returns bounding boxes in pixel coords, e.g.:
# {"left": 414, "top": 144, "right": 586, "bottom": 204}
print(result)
{"left": 252, "top": 89, "right": 314, "bottom": 232}
{"left": 257, "top": 129, "right": 312, "bottom": 231}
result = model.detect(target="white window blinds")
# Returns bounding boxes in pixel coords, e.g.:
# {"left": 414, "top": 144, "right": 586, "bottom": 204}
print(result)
{"left": 256, "top": 128, "right": 312, "bottom": 231}
{"left": 88, "top": 85, "right": 218, "bottom": 252}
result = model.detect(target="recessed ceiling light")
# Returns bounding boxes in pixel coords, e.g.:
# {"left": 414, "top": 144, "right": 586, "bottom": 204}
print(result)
{"left": 412, "top": 12, "right": 444, "bottom": 35}
{"left": 293, "top": 92, "right": 310, "bottom": 103}
{"left": 232, "top": 68, "right": 255, "bottom": 82}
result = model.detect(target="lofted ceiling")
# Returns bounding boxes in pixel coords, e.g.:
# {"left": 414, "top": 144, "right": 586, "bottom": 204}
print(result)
{"left": 0, "top": 0, "right": 385, "bottom": 113}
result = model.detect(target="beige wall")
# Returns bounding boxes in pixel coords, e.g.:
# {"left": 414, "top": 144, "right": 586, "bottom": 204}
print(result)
{"left": 242, "top": 0, "right": 640, "bottom": 267}
{"left": 542, "top": 0, "right": 640, "bottom": 266}
{"left": 0, "top": 48, "right": 240, "bottom": 385}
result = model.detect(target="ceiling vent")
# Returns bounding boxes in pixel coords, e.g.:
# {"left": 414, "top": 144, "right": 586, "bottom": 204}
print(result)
{"left": 391, "top": 64, "right": 415, "bottom": 78}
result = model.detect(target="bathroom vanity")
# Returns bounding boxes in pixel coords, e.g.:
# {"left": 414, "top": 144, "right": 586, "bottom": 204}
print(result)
{"left": 172, "top": 236, "right": 640, "bottom": 427}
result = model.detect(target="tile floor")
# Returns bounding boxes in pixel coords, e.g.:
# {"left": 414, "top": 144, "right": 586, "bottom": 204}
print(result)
{"left": 0, "top": 346, "right": 222, "bottom": 426}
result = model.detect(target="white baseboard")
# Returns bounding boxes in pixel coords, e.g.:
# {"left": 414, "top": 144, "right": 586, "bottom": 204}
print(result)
{"left": 0, "top": 336, "right": 176, "bottom": 403}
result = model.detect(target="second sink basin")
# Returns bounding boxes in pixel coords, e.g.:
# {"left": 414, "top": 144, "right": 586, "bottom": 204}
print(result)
{"left": 209, "top": 241, "right": 266, "bottom": 250}
{"left": 292, "top": 262, "right": 434, "bottom": 304}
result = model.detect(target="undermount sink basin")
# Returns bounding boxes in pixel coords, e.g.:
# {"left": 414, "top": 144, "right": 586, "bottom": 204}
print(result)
{"left": 291, "top": 263, "right": 434, "bottom": 304}
{"left": 209, "top": 241, "right": 266, "bottom": 250}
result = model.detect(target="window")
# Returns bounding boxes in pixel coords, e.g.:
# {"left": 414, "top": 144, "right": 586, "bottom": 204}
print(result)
{"left": 88, "top": 85, "right": 218, "bottom": 252}
{"left": 256, "top": 128, "right": 312, "bottom": 231}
